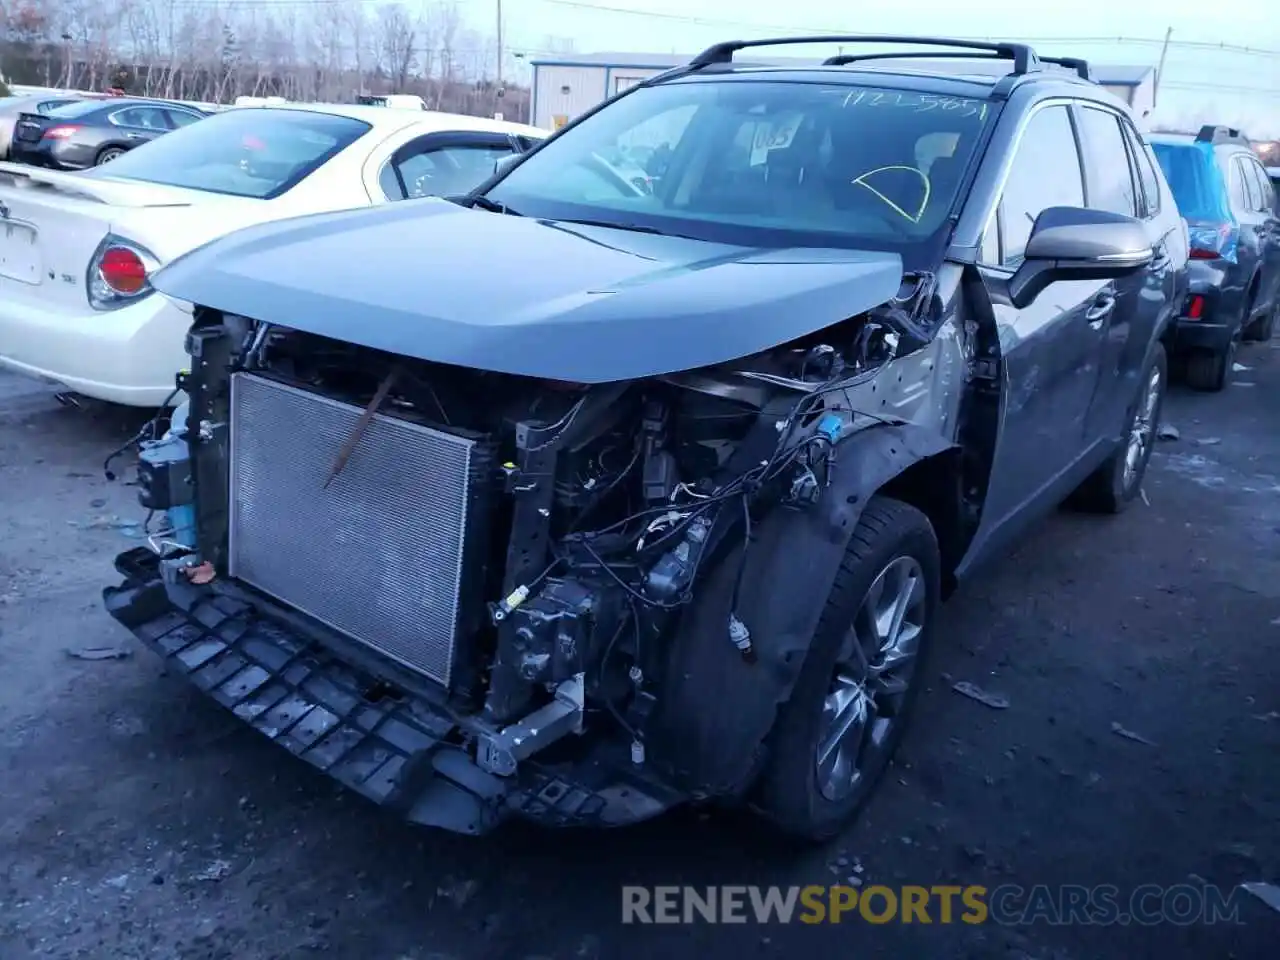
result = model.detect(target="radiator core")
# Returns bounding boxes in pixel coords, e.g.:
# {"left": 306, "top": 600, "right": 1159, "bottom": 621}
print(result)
{"left": 228, "top": 372, "right": 478, "bottom": 687}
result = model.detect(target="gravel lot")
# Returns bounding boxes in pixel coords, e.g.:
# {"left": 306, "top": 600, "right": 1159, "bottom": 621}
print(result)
{"left": 1, "top": 346, "right": 1278, "bottom": 960}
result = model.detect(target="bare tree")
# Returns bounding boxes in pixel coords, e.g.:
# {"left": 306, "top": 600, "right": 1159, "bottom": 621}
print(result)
{"left": 0, "top": 0, "right": 531, "bottom": 120}
{"left": 378, "top": 2, "right": 417, "bottom": 91}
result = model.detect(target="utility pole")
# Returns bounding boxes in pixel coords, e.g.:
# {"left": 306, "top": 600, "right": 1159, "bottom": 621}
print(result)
{"left": 1153, "top": 26, "right": 1173, "bottom": 107}
{"left": 496, "top": 0, "right": 503, "bottom": 87}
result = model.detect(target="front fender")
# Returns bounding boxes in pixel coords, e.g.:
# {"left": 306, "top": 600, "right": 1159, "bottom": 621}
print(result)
{"left": 648, "top": 422, "right": 956, "bottom": 797}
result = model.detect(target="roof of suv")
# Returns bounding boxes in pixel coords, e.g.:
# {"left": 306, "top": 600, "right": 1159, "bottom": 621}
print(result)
{"left": 624, "top": 34, "right": 1128, "bottom": 105}
{"left": 1150, "top": 125, "right": 1253, "bottom": 152}
{"left": 666, "top": 65, "right": 1001, "bottom": 101}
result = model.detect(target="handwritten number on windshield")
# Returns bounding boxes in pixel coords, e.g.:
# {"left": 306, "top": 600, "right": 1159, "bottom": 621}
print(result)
{"left": 838, "top": 90, "right": 987, "bottom": 119}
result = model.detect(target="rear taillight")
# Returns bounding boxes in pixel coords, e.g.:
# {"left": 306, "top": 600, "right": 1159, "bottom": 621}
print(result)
{"left": 87, "top": 236, "right": 158, "bottom": 310}
{"left": 100, "top": 247, "right": 148, "bottom": 294}
{"left": 1189, "top": 248, "right": 1219, "bottom": 260}
{"left": 42, "top": 124, "right": 81, "bottom": 140}
{"left": 1186, "top": 294, "right": 1205, "bottom": 319}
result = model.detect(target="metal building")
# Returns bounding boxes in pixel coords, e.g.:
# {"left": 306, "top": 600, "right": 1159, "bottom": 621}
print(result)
{"left": 529, "top": 52, "right": 1157, "bottom": 131}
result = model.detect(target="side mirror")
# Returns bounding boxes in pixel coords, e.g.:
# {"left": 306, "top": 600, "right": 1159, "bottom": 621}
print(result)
{"left": 1008, "top": 206, "right": 1154, "bottom": 309}
{"left": 493, "top": 153, "right": 521, "bottom": 178}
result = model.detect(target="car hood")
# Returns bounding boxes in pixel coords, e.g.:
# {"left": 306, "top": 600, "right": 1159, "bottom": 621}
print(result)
{"left": 152, "top": 198, "right": 905, "bottom": 383}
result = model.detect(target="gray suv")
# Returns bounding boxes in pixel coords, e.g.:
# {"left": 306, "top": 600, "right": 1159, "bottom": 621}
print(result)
{"left": 105, "top": 36, "right": 1185, "bottom": 841}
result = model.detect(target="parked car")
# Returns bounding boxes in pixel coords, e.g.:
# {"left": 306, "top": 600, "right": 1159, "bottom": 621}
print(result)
{"left": 0, "top": 92, "right": 83, "bottom": 159}
{"left": 0, "top": 103, "right": 546, "bottom": 406}
{"left": 1150, "top": 126, "right": 1280, "bottom": 390}
{"left": 105, "top": 36, "right": 1182, "bottom": 841}
{"left": 8, "top": 96, "right": 212, "bottom": 169}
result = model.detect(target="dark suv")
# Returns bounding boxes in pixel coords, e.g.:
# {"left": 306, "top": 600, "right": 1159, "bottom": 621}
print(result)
{"left": 104, "top": 36, "right": 1184, "bottom": 841}
{"left": 1151, "top": 126, "right": 1280, "bottom": 390}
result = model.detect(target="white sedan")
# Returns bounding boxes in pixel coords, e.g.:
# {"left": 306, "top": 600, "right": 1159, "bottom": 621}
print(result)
{"left": 0, "top": 102, "right": 546, "bottom": 406}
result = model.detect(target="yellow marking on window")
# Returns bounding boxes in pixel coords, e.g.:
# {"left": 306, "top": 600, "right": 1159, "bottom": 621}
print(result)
{"left": 851, "top": 165, "right": 932, "bottom": 224}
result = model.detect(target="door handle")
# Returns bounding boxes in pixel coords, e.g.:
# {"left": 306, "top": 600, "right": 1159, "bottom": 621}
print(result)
{"left": 1085, "top": 292, "right": 1116, "bottom": 324}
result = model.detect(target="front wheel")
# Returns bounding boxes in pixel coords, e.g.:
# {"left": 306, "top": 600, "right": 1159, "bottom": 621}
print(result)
{"left": 755, "top": 497, "right": 940, "bottom": 841}
{"left": 1071, "top": 341, "right": 1167, "bottom": 514}
{"left": 95, "top": 146, "right": 125, "bottom": 165}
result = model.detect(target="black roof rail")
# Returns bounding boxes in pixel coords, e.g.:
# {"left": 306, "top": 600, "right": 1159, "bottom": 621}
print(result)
{"left": 823, "top": 50, "right": 1004, "bottom": 66}
{"left": 689, "top": 35, "right": 1042, "bottom": 75}
{"left": 820, "top": 48, "right": 1092, "bottom": 81}
{"left": 1038, "top": 55, "right": 1092, "bottom": 81}
{"left": 1195, "top": 124, "right": 1250, "bottom": 145}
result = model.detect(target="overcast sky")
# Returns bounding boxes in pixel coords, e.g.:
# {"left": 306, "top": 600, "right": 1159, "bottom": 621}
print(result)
{"left": 469, "top": 0, "right": 1280, "bottom": 137}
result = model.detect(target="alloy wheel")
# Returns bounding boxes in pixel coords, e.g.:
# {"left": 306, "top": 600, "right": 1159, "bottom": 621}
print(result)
{"left": 815, "top": 555, "right": 926, "bottom": 802}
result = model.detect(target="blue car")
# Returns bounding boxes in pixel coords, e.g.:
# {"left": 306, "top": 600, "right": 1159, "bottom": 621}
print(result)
{"left": 1151, "top": 126, "right": 1280, "bottom": 390}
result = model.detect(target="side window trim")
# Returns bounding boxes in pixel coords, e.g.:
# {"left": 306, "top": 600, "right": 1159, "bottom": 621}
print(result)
{"left": 1141, "top": 142, "right": 1163, "bottom": 216}
{"left": 1121, "top": 119, "right": 1160, "bottom": 218}
{"left": 381, "top": 129, "right": 517, "bottom": 201}
{"left": 980, "top": 101, "right": 1086, "bottom": 270}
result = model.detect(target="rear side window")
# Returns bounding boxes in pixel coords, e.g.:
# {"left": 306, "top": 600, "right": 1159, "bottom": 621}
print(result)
{"left": 386, "top": 143, "right": 516, "bottom": 200}
{"left": 1076, "top": 107, "right": 1139, "bottom": 217}
{"left": 1240, "top": 158, "right": 1273, "bottom": 212}
{"left": 45, "top": 99, "right": 109, "bottom": 120}
{"left": 1256, "top": 162, "right": 1277, "bottom": 210}
{"left": 112, "top": 106, "right": 171, "bottom": 130}
{"left": 83, "top": 108, "right": 371, "bottom": 199}
{"left": 995, "top": 104, "right": 1085, "bottom": 266}
{"left": 1122, "top": 124, "right": 1161, "bottom": 217}
{"left": 1228, "top": 158, "right": 1252, "bottom": 210}
{"left": 165, "top": 108, "right": 203, "bottom": 129}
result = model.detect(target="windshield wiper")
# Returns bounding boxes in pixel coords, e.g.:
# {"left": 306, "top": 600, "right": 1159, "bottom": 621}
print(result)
{"left": 548, "top": 217, "right": 669, "bottom": 236}
{"left": 454, "top": 194, "right": 522, "bottom": 216}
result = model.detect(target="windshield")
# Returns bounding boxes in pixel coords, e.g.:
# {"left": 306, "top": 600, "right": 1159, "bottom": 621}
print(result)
{"left": 485, "top": 79, "right": 992, "bottom": 255}
{"left": 83, "top": 108, "right": 371, "bottom": 199}
{"left": 1150, "top": 142, "right": 1229, "bottom": 223}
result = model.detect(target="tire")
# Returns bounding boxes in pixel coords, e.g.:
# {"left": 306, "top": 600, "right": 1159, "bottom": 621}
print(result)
{"left": 1184, "top": 337, "right": 1234, "bottom": 392}
{"left": 754, "top": 496, "right": 940, "bottom": 841}
{"left": 1071, "top": 341, "right": 1167, "bottom": 514}
{"left": 1245, "top": 302, "right": 1276, "bottom": 343}
{"left": 95, "top": 146, "right": 125, "bottom": 165}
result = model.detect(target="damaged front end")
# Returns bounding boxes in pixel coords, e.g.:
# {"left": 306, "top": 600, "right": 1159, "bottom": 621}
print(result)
{"left": 104, "top": 287, "right": 959, "bottom": 834}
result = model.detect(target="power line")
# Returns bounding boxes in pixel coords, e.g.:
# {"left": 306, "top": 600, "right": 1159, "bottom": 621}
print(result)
{"left": 118, "top": 0, "right": 1280, "bottom": 60}
{"left": 1162, "top": 81, "right": 1280, "bottom": 99}
{"left": 539, "top": 0, "right": 1280, "bottom": 59}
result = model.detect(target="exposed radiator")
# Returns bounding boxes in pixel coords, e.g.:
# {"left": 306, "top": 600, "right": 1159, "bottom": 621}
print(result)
{"left": 228, "top": 372, "right": 486, "bottom": 688}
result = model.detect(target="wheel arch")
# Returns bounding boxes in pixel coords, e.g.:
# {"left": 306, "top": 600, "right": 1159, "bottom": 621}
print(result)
{"left": 647, "top": 422, "right": 957, "bottom": 799}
